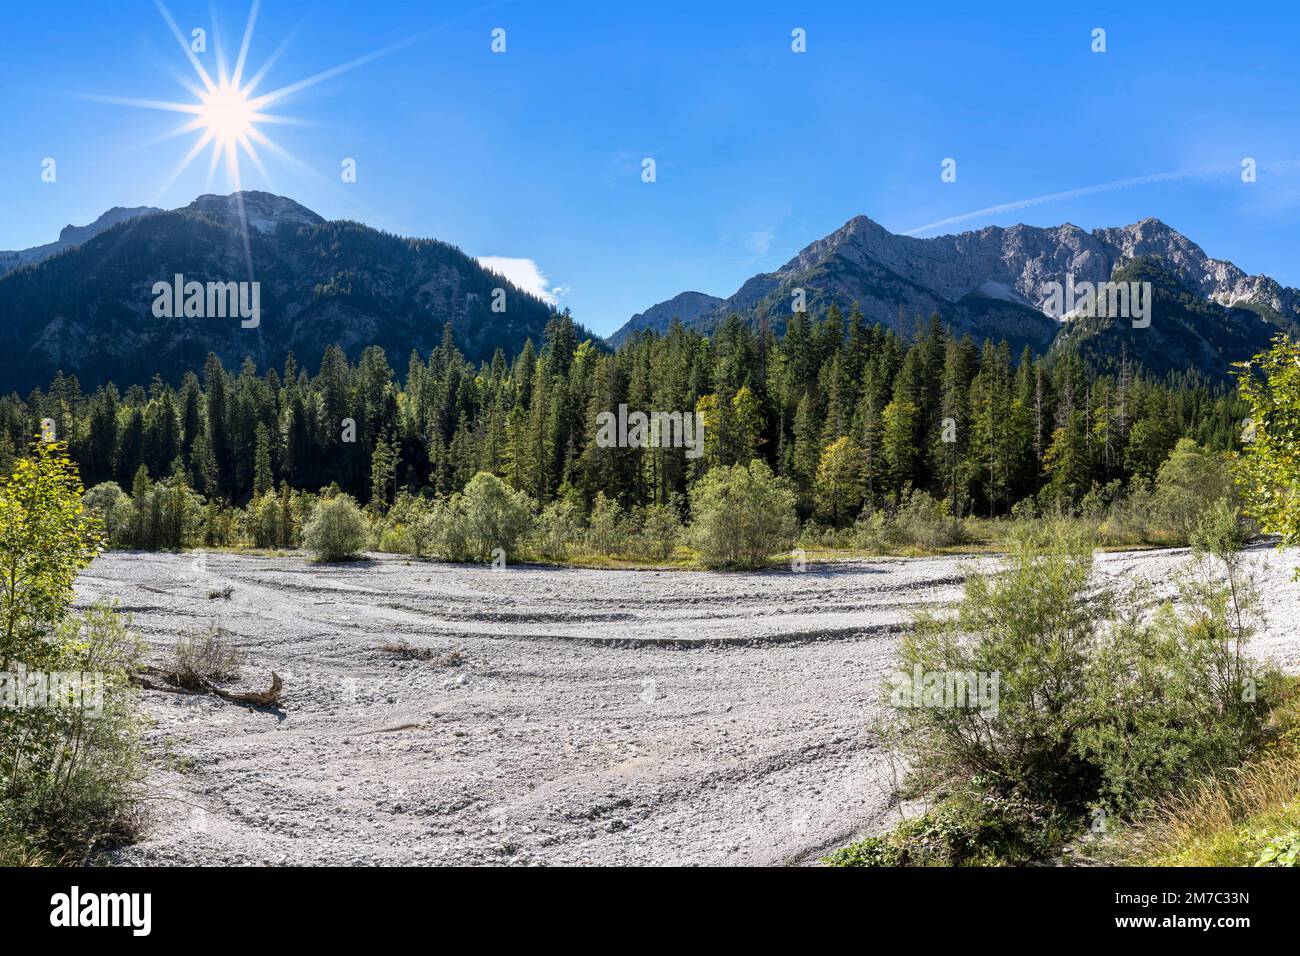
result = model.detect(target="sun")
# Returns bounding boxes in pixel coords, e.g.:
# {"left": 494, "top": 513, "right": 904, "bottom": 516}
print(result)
{"left": 86, "top": 0, "right": 434, "bottom": 207}
{"left": 198, "top": 80, "right": 257, "bottom": 146}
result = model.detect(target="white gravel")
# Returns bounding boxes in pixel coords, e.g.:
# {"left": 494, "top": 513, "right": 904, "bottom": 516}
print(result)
{"left": 75, "top": 543, "right": 1300, "bottom": 866}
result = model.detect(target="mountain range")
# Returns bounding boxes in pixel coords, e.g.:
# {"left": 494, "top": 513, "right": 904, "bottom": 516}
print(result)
{"left": 0, "top": 192, "right": 570, "bottom": 392}
{"left": 1, "top": 191, "right": 1292, "bottom": 394}
{"left": 611, "top": 214, "right": 1299, "bottom": 377}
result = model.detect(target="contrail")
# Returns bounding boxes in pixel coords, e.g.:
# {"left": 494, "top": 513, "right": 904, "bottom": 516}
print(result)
{"left": 902, "top": 165, "right": 1234, "bottom": 236}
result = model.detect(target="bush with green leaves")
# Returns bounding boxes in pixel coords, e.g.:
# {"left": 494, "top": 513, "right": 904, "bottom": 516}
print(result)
{"left": 850, "top": 508, "right": 899, "bottom": 553}
{"left": 419, "top": 473, "right": 534, "bottom": 563}
{"left": 1075, "top": 499, "right": 1271, "bottom": 814}
{"left": 107, "top": 464, "right": 204, "bottom": 550}
{"left": 1100, "top": 476, "right": 1155, "bottom": 546}
{"left": 1235, "top": 334, "right": 1300, "bottom": 546}
{"left": 889, "top": 508, "right": 1275, "bottom": 834}
{"left": 377, "top": 525, "right": 410, "bottom": 553}
{"left": 82, "top": 482, "right": 129, "bottom": 544}
{"left": 894, "top": 487, "right": 964, "bottom": 550}
{"left": 896, "top": 522, "right": 1099, "bottom": 804}
{"left": 420, "top": 497, "right": 474, "bottom": 562}
{"left": 303, "top": 493, "right": 368, "bottom": 561}
{"left": 823, "top": 791, "right": 1077, "bottom": 867}
{"left": 460, "top": 472, "right": 535, "bottom": 562}
{"left": 688, "top": 460, "right": 797, "bottom": 569}
{"left": 637, "top": 503, "right": 682, "bottom": 560}
{"left": 585, "top": 492, "right": 627, "bottom": 555}
{"left": 849, "top": 489, "right": 962, "bottom": 553}
{"left": 1255, "top": 832, "right": 1300, "bottom": 867}
{"left": 1, "top": 442, "right": 103, "bottom": 659}
{"left": 532, "top": 499, "right": 583, "bottom": 562}
{"left": 2, "top": 442, "right": 143, "bottom": 865}
{"left": 246, "top": 485, "right": 305, "bottom": 550}
{"left": 1153, "top": 438, "right": 1235, "bottom": 543}
{"left": 248, "top": 491, "right": 283, "bottom": 549}
{"left": 376, "top": 491, "right": 427, "bottom": 556}
{"left": 1, "top": 603, "right": 146, "bottom": 865}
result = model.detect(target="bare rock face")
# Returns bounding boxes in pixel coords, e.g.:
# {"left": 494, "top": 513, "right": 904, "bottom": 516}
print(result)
{"left": 186, "top": 191, "right": 324, "bottom": 235}
{"left": 613, "top": 213, "right": 1300, "bottom": 348}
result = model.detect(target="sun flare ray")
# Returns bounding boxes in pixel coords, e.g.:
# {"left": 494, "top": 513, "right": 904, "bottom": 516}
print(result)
{"left": 88, "top": 0, "right": 455, "bottom": 250}
{"left": 153, "top": 0, "right": 216, "bottom": 94}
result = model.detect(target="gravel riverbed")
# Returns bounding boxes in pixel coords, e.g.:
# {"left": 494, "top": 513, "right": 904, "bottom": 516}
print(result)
{"left": 77, "top": 544, "right": 1300, "bottom": 866}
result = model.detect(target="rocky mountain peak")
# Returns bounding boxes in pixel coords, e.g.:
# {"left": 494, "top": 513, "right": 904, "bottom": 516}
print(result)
{"left": 57, "top": 206, "right": 162, "bottom": 245}
{"left": 610, "top": 210, "right": 1300, "bottom": 364}
{"left": 185, "top": 191, "right": 325, "bottom": 235}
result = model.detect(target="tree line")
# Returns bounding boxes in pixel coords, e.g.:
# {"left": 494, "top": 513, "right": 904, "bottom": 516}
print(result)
{"left": 0, "top": 306, "right": 1250, "bottom": 526}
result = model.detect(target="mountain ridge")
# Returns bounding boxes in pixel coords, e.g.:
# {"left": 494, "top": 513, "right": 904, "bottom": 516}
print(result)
{"left": 0, "top": 191, "right": 580, "bottom": 392}
{"left": 0, "top": 205, "right": 163, "bottom": 279}
{"left": 610, "top": 214, "right": 1300, "bottom": 375}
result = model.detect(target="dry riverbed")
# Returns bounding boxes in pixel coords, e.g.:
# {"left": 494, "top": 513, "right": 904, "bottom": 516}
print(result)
{"left": 75, "top": 544, "right": 1300, "bottom": 866}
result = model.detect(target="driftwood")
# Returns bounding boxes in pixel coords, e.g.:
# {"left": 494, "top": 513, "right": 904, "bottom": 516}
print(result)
{"left": 133, "top": 665, "right": 284, "bottom": 708}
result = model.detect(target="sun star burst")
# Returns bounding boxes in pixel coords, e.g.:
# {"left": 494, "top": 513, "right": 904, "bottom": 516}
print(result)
{"left": 82, "top": 0, "right": 442, "bottom": 274}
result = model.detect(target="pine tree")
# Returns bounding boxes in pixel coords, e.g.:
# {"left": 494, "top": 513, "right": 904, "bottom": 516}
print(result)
{"left": 253, "top": 423, "right": 273, "bottom": 496}
{"left": 370, "top": 431, "right": 398, "bottom": 512}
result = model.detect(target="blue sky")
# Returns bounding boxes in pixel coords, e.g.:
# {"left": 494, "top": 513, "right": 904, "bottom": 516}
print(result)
{"left": 2, "top": 0, "right": 1299, "bottom": 336}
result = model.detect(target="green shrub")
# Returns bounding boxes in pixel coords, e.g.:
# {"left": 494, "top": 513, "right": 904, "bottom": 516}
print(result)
{"left": 377, "top": 524, "right": 410, "bottom": 554}
{"left": 851, "top": 508, "right": 899, "bottom": 553}
{"left": 1154, "top": 439, "right": 1234, "bottom": 543}
{"left": 824, "top": 791, "right": 1077, "bottom": 867}
{"left": 82, "top": 482, "right": 129, "bottom": 543}
{"left": 2, "top": 443, "right": 143, "bottom": 865}
{"left": 894, "top": 487, "right": 964, "bottom": 549}
{"left": 688, "top": 460, "right": 797, "bottom": 569}
{"left": 1, "top": 604, "right": 146, "bottom": 865}
{"left": 638, "top": 503, "right": 682, "bottom": 560}
{"left": 303, "top": 494, "right": 368, "bottom": 561}
{"left": 420, "top": 473, "right": 534, "bottom": 563}
{"left": 460, "top": 472, "right": 534, "bottom": 562}
{"left": 876, "top": 505, "right": 1276, "bottom": 869}
{"left": 585, "top": 493, "right": 627, "bottom": 555}
{"left": 533, "top": 499, "right": 582, "bottom": 562}
{"left": 421, "top": 497, "right": 474, "bottom": 562}
{"left": 1, "top": 441, "right": 103, "bottom": 662}
{"left": 1233, "top": 335, "right": 1300, "bottom": 547}
{"left": 896, "top": 522, "right": 1099, "bottom": 804}
{"left": 848, "top": 490, "right": 962, "bottom": 553}
{"left": 1255, "top": 831, "right": 1300, "bottom": 867}
{"left": 1075, "top": 499, "right": 1271, "bottom": 814}
{"left": 1101, "top": 477, "right": 1155, "bottom": 546}
{"left": 248, "top": 491, "right": 283, "bottom": 549}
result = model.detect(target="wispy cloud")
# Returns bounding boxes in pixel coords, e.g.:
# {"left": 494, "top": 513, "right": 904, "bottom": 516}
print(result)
{"left": 902, "top": 165, "right": 1236, "bottom": 236}
{"left": 476, "top": 256, "right": 566, "bottom": 305}
{"left": 744, "top": 225, "right": 776, "bottom": 256}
